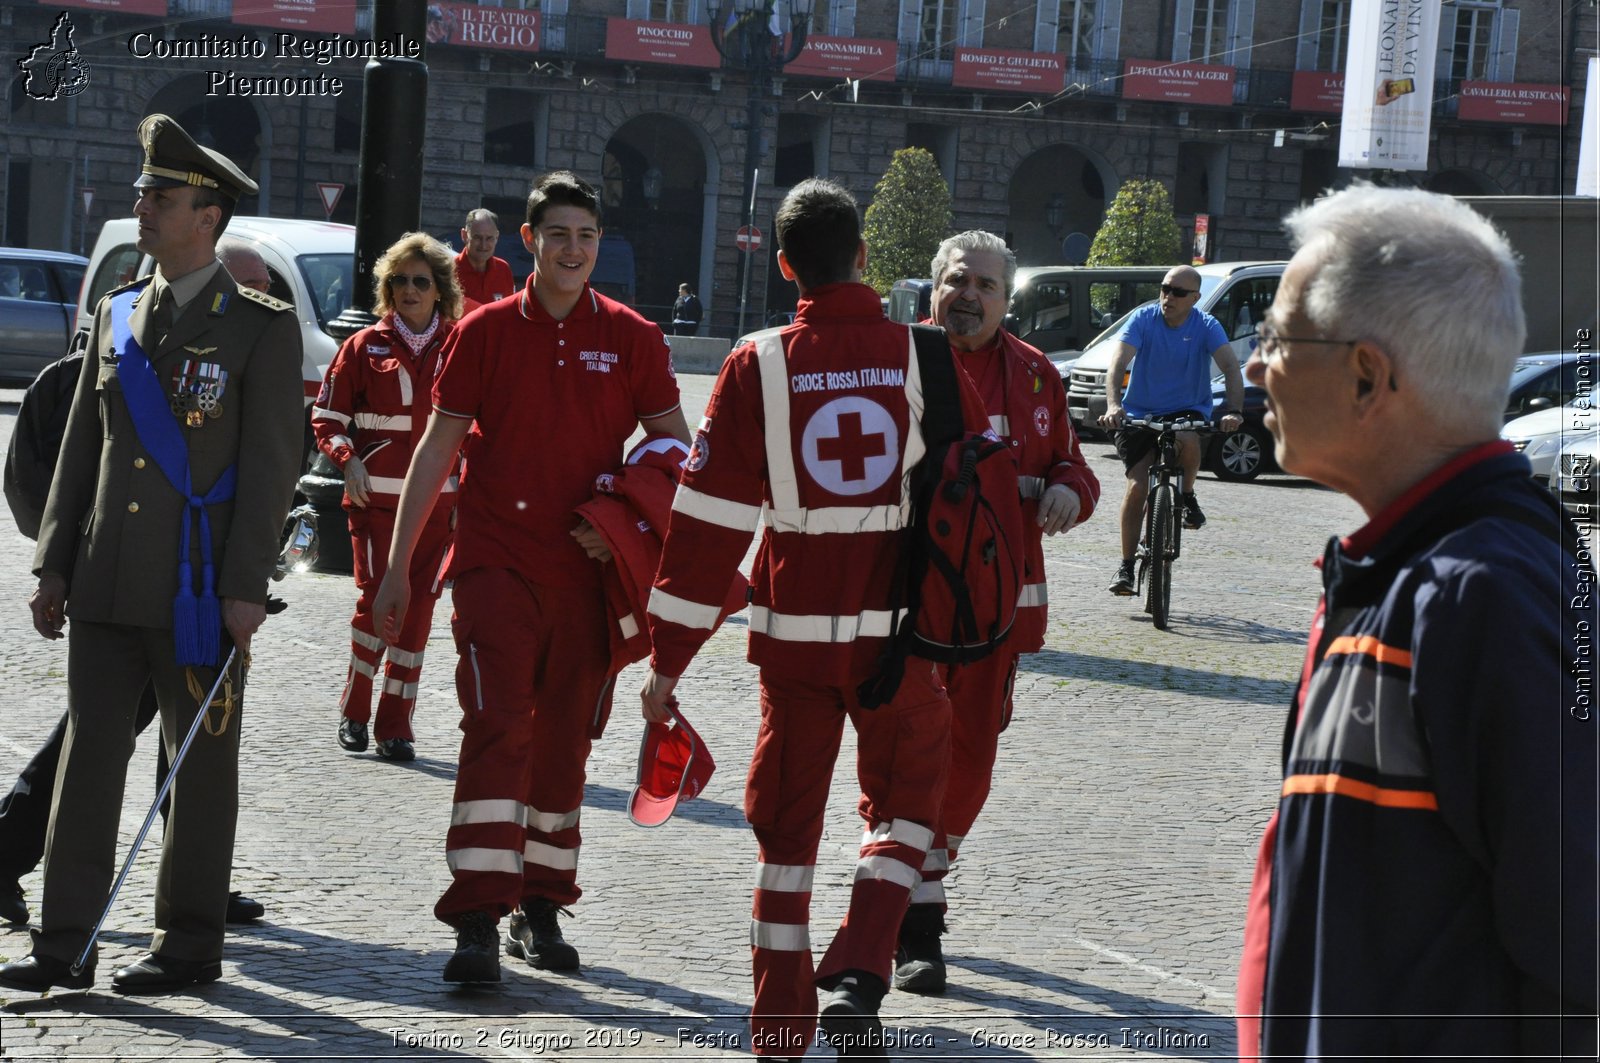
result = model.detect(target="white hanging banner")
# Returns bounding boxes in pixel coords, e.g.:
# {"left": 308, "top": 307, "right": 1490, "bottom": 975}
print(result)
{"left": 1338, "top": 0, "right": 1440, "bottom": 170}
{"left": 1578, "top": 57, "right": 1599, "bottom": 197}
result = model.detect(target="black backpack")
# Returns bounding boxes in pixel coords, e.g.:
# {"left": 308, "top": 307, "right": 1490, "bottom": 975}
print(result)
{"left": 859, "top": 325, "right": 1025, "bottom": 708}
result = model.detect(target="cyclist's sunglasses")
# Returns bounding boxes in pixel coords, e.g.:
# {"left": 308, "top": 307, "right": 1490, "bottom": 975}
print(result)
{"left": 1159, "top": 283, "right": 1198, "bottom": 298}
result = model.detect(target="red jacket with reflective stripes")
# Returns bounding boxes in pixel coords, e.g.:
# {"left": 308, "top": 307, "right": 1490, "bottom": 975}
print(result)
{"left": 311, "top": 314, "right": 458, "bottom": 515}
{"left": 955, "top": 327, "right": 1100, "bottom": 652}
{"left": 647, "top": 283, "right": 988, "bottom": 685}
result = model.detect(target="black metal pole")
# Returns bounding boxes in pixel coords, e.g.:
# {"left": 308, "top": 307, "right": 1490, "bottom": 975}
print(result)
{"left": 329, "top": 0, "right": 428, "bottom": 341}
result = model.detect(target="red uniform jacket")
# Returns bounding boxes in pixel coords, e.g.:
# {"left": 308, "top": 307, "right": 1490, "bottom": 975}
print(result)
{"left": 647, "top": 283, "right": 990, "bottom": 685}
{"left": 311, "top": 314, "right": 459, "bottom": 517}
{"left": 454, "top": 250, "right": 515, "bottom": 312}
{"left": 954, "top": 327, "right": 1100, "bottom": 652}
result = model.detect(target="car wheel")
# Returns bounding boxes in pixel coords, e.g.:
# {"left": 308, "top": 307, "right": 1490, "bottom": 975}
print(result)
{"left": 1212, "top": 426, "right": 1269, "bottom": 482}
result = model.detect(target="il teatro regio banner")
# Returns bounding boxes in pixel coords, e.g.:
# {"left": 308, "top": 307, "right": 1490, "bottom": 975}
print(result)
{"left": 953, "top": 49, "right": 1066, "bottom": 94}
{"left": 52, "top": 0, "right": 166, "bottom": 14}
{"left": 232, "top": 0, "right": 356, "bottom": 35}
{"left": 785, "top": 37, "right": 897, "bottom": 82}
{"left": 604, "top": 19, "right": 720, "bottom": 69}
{"left": 1458, "top": 81, "right": 1570, "bottom": 125}
{"left": 425, "top": 3, "right": 539, "bottom": 54}
{"left": 1120, "top": 61, "right": 1234, "bottom": 107}
{"left": 1338, "top": 0, "right": 1439, "bottom": 170}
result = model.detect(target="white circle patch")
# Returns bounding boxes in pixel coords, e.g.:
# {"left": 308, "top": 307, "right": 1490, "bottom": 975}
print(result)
{"left": 800, "top": 397, "right": 898, "bottom": 497}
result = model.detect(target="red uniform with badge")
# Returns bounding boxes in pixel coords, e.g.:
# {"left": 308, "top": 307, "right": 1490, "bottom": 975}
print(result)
{"left": 647, "top": 283, "right": 988, "bottom": 1055}
{"left": 914, "top": 327, "right": 1100, "bottom": 906}
{"left": 431, "top": 279, "right": 680, "bottom": 924}
{"left": 453, "top": 249, "right": 515, "bottom": 313}
{"left": 311, "top": 314, "right": 458, "bottom": 744}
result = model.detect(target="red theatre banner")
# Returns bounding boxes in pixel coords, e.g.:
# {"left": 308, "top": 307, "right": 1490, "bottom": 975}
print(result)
{"left": 52, "top": 0, "right": 167, "bottom": 14}
{"left": 233, "top": 0, "right": 356, "bottom": 35}
{"left": 785, "top": 36, "right": 897, "bottom": 82}
{"left": 952, "top": 48, "right": 1065, "bottom": 94}
{"left": 1122, "top": 60, "right": 1235, "bottom": 106}
{"left": 1458, "top": 81, "right": 1570, "bottom": 125}
{"left": 1291, "top": 71, "right": 1344, "bottom": 113}
{"left": 605, "top": 19, "right": 721, "bottom": 69}
{"left": 426, "top": 3, "right": 540, "bottom": 54}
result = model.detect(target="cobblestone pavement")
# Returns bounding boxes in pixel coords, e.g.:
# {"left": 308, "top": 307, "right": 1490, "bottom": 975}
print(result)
{"left": 0, "top": 374, "right": 1363, "bottom": 1061}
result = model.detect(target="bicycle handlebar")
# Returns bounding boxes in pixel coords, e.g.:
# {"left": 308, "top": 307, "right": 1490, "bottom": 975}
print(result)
{"left": 1125, "top": 416, "right": 1213, "bottom": 433}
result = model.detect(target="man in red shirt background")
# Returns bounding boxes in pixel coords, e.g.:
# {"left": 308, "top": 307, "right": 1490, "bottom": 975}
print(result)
{"left": 454, "top": 208, "right": 514, "bottom": 312}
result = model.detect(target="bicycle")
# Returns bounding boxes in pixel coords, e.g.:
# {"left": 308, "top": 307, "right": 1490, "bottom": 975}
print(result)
{"left": 1125, "top": 415, "right": 1211, "bottom": 630}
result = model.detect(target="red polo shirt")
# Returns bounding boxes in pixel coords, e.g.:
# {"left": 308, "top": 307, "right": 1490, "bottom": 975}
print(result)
{"left": 454, "top": 249, "right": 515, "bottom": 311}
{"left": 433, "top": 278, "right": 681, "bottom": 588}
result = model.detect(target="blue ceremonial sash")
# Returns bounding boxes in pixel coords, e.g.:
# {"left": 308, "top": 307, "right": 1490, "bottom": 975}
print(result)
{"left": 109, "top": 286, "right": 237, "bottom": 666}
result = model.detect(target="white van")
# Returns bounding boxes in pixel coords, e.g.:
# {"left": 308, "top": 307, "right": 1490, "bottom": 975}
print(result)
{"left": 1063, "top": 260, "right": 1286, "bottom": 431}
{"left": 77, "top": 216, "right": 356, "bottom": 409}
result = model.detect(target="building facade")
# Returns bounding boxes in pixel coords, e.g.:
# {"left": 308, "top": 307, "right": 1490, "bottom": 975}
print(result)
{"left": 3, "top": 0, "right": 1594, "bottom": 335}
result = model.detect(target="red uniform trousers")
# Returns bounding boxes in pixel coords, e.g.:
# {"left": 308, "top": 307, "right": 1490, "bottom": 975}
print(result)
{"left": 912, "top": 651, "right": 1020, "bottom": 908}
{"left": 745, "top": 663, "right": 949, "bottom": 1057}
{"left": 434, "top": 566, "right": 611, "bottom": 926}
{"left": 340, "top": 507, "right": 452, "bottom": 743}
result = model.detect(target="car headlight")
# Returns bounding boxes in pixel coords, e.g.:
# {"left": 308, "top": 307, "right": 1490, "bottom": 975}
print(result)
{"left": 1526, "top": 436, "right": 1561, "bottom": 459}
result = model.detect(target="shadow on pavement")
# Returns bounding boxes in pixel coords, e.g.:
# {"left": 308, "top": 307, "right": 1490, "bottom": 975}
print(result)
{"left": 1025, "top": 649, "right": 1297, "bottom": 705}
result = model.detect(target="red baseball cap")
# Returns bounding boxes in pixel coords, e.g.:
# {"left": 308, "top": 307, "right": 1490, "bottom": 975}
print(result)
{"left": 629, "top": 700, "right": 715, "bottom": 828}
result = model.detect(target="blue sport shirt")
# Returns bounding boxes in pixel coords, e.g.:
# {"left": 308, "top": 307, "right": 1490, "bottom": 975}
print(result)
{"left": 1116, "top": 303, "right": 1229, "bottom": 417}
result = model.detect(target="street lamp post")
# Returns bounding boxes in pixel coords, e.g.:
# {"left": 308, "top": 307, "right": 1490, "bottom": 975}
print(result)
{"left": 709, "top": 0, "right": 815, "bottom": 338}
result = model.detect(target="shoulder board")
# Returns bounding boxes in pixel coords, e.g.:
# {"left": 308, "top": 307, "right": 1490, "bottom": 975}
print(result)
{"left": 235, "top": 286, "right": 293, "bottom": 313}
{"left": 108, "top": 275, "right": 154, "bottom": 296}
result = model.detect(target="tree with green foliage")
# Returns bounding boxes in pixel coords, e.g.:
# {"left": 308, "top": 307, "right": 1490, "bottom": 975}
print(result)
{"left": 1086, "top": 178, "right": 1183, "bottom": 267}
{"left": 862, "top": 147, "right": 953, "bottom": 294}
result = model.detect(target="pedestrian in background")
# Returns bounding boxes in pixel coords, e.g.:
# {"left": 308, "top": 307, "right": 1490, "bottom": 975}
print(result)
{"left": 373, "top": 171, "right": 687, "bottom": 985}
{"left": 454, "top": 208, "right": 513, "bottom": 313}
{"left": 892, "top": 230, "right": 1100, "bottom": 995}
{"left": 670, "top": 282, "right": 703, "bottom": 336}
{"left": 313, "top": 233, "right": 464, "bottom": 763}
{"left": 0, "top": 114, "right": 302, "bottom": 994}
{"left": 641, "top": 178, "right": 989, "bottom": 1061}
{"left": 1235, "top": 184, "right": 1597, "bottom": 1060}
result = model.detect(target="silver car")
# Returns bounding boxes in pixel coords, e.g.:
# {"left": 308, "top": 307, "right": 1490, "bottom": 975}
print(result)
{"left": 0, "top": 248, "right": 87, "bottom": 387}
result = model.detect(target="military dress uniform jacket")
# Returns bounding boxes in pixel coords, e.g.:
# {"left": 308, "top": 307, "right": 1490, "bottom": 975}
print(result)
{"left": 34, "top": 268, "right": 304, "bottom": 623}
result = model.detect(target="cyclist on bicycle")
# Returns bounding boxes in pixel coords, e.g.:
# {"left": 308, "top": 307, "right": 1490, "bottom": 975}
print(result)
{"left": 1098, "top": 265, "right": 1244, "bottom": 595}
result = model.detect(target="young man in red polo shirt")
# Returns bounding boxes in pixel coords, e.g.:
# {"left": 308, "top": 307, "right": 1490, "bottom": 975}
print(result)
{"left": 454, "top": 208, "right": 515, "bottom": 312}
{"left": 373, "top": 172, "right": 688, "bottom": 984}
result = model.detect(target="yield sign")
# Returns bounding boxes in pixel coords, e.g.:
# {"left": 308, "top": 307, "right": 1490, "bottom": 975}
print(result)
{"left": 81, "top": 187, "right": 94, "bottom": 215}
{"left": 735, "top": 225, "right": 763, "bottom": 253}
{"left": 316, "top": 182, "right": 345, "bottom": 220}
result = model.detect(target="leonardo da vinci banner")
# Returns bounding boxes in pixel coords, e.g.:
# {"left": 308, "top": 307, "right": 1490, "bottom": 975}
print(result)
{"left": 1338, "top": 0, "right": 1440, "bottom": 170}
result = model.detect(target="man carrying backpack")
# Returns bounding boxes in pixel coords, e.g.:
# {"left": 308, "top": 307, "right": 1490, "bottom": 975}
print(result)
{"left": 890, "top": 231, "right": 1101, "bottom": 996}
{"left": 639, "top": 179, "right": 992, "bottom": 1060}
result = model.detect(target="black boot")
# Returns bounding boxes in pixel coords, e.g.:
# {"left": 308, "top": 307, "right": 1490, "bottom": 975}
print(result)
{"left": 893, "top": 903, "right": 947, "bottom": 995}
{"left": 443, "top": 911, "right": 500, "bottom": 984}
{"left": 506, "top": 897, "right": 579, "bottom": 971}
{"left": 819, "top": 969, "right": 888, "bottom": 1058}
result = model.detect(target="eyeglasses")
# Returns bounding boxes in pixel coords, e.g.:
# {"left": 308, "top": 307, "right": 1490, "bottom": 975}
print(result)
{"left": 389, "top": 274, "right": 433, "bottom": 291}
{"left": 1255, "top": 324, "right": 1357, "bottom": 363}
{"left": 1159, "top": 283, "right": 1198, "bottom": 298}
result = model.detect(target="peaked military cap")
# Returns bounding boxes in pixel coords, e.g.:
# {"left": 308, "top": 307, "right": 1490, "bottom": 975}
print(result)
{"left": 133, "top": 113, "right": 257, "bottom": 201}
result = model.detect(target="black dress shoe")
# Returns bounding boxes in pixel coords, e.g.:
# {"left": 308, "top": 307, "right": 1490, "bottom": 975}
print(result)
{"left": 0, "top": 954, "right": 92, "bottom": 992}
{"left": 225, "top": 891, "right": 265, "bottom": 923}
{"left": 0, "top": 878, "right": 28, "bottom": 925}
{"left": 337, "top": 717, "right": 368, "bottom": 752}
{"left": 376, "top": 737, "right": 415, "bottom": 762}
{"left": 111, "top": 953, "right": 221, "bottom": 994}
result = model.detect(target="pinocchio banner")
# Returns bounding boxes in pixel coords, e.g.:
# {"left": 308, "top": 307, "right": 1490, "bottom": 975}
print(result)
{"left": 1338, "top": 0, "right": 1440, "bottom": 170}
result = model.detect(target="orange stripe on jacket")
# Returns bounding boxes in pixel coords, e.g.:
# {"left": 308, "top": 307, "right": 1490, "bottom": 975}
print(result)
{"left": 1282, "top": 773, "right": 1439, "bottom": 810}
{"left": 1323, "top": 634, "right": 1413, "bottom": 669}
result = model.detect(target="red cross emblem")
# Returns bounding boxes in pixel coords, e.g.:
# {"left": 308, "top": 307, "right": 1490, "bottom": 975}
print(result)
{"left": 800, "top": 397, "right": 899, "bottom": 497}
{"left": 816, "top": 410, "right": 887, "bottom": 482}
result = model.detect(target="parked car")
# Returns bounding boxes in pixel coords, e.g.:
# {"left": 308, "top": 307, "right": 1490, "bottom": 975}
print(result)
{"left": 1553, "top": 432, "right": 1600, "bottom": 521}
{"left": 886, "top": 278, "right": 933, "bottom": 325}
{"left": 1502, "top": 400, "right": 1599, "bottom": 486}
{"left": 1502, "top": 350, "right": 1597, "bottom": 421}
{"left": 1206, "top": 371, "right": 1277, "bottom": 482}
{"left": 0, "top": 248, "right": 87, "bottom": 387}
{"left": 1004, "top": 265, "right": 1166, "bottom": 358}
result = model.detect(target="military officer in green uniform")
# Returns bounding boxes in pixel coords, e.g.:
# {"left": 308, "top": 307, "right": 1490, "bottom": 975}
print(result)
{"left": 0, "top": 115, "right": 303, "bottom": 994}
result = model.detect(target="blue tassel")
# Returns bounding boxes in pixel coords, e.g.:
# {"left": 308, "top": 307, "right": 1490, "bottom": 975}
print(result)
{"left": 196, "top": 561, "right": 221, "bottom": 666}
{"left": 173, "top": 562, "right": 202, "bottom": 666}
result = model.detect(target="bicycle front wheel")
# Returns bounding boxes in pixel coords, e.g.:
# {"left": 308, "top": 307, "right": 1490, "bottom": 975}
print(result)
{"left": 1147, "top": 483, "right": 1174, "bottom": 630}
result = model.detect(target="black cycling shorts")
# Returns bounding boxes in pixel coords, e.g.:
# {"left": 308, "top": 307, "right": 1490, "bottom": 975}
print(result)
{"left": 1112, "top": 410, "right": 1207, "bottom": 472}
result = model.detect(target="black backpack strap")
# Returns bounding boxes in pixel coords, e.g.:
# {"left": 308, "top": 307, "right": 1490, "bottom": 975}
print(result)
{"left": 912, "top": 323, "right": 963, "bottom": 450}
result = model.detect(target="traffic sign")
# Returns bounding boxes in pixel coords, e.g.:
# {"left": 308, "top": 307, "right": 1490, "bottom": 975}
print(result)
{"left": 317, "top": 182, "right": 345, "bottom": 221}
{"left": 735, "top": 225, "right": 763, "bottom": 253}
{"left": 81, "top": 187, "right": 94, "bottom": 216}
